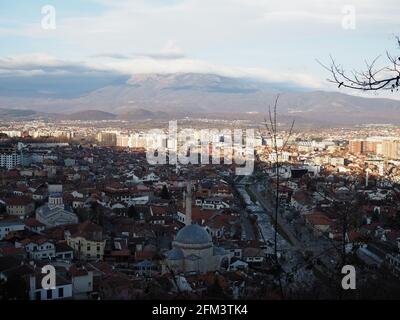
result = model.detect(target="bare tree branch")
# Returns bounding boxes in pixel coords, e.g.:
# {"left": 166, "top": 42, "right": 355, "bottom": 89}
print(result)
{"left": 318, "top": 39, "right": 400, "bottom": 92}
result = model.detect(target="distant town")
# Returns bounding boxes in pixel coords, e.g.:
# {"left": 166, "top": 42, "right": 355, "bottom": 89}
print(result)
{"left": 0, "top": 118, "right": 400, "bottom": 300}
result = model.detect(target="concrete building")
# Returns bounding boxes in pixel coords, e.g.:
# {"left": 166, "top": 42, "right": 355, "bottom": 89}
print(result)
{"left": 0, "top": 145, "right": 22, "bottom": 169}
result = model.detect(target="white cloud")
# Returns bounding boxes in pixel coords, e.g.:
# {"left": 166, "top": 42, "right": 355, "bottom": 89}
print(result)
{"left": 0, "top": 53, "right": 323, "bottom": 89}
{"left": 0, "top": 53, "right": 69, "bottom": 69}
{"left": 2, "top": 0, "right": 400, "bottom": 93}
{"left": 16, "top": 0, "right": 400, "bottom": 49}
{"left": 83, "top": 54, "right": 325, "bottom": 88}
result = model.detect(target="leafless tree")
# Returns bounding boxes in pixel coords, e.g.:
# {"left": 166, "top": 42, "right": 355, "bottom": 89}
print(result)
{"left": 318, "top": 37, "right": 400, "bottom": 92}
{"left": 264, "top": 95, "right": 295, "bottom": 258}
{"left": 263, "top": 95, "right": 295, "bottom": 298}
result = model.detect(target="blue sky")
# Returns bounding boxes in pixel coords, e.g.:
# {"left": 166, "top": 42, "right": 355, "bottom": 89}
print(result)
{"left": 0, "top": 0, "right": 400, "bottom": 92}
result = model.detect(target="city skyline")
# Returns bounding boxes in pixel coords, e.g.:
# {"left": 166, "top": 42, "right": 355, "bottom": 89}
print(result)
{"left": 2, "top": 0, "right": 400, "bottom": 306}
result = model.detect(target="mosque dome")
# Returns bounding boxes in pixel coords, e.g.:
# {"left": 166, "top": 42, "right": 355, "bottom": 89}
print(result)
{"left": 175, "top": 224, "right": 212, "bottom": 245}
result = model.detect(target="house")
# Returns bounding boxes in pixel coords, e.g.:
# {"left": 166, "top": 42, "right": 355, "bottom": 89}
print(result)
{"left": 229, "top": 259, "right": 248, "bottom": 271}
{"left": 305, "top": 213, "right": 333, "bottom": 238}
{"left": 69, "top": 264, "right": 94, "bottom": 298}
{"left": 221, "top": 242, "right": 243, "bottom": 260}
{"left": 242, "top": 247, "right": 265, "bottom": 265}
{"left": 132, "top": 259, "right": 160, "bottom": 276}
{"left": 18, "top": 237, "right": 56, "bottom": 260}
{"left": 0, "top": 219, "right": 25, "bottom": 240}
{"left": 65, "top": 221, "right": 106, "bottom": 261}
{"left": 124, "top": 195, "right": 149, "bottom": 206}
{"left": 142, "top": 172, "right": 159, "bottom": 183}
{"left": 24, "top": 218, "right": 46, "bottom": 234}
{"left": 291, "top": 191, "right": 313, "bottom": 213}
{"left": 32, "top": 185, "right": 47, "bottom": 201}
{"left": 28, "top": 268, "right": 73, "bottom": 300}
{"left": 195, "top": 197, "right": 230, "bottom": 210}
{"left": 6, "top": 196, "right": 35, "bottom": 217}
{"left": 55, "top": 243, "right": 74, "bottom": 261}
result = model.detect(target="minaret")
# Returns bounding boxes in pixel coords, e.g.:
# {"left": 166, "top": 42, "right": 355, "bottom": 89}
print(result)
{"left": 185, "top": 180, "right": 192, "bottom": 226}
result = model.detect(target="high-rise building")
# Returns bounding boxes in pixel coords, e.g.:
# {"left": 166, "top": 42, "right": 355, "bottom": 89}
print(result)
{"left": 349, "top": 139, "right": 363, "bottom": 154}
{"left": 96, "top": 132, "right": 117, "bottom": 146}
{"left": 349, "top": 137, "right": 384, "bottom": 155}
{"left": 116, "top": 134, "right": 130, "bottom": 147}
{"left": 382, "top": 140, "right": 400, "bottom": 159}
{"left": 0, "top": 144, "right": 21, "bottom": 169}
{"left": 363, "top": 140, "right": 379, "bottom": 154}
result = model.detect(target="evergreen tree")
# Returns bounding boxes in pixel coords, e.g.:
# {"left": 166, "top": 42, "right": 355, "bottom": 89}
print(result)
{"left": 160, "top": 185, "right": 170, "bottom": 200}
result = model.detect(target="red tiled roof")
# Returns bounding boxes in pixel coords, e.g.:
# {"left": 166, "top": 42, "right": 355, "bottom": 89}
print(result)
{"left": 24, "top": 218, "right": 45, "bottom": 228}
{"left": 306, "top": 214, "right": 332, "bottom": 226}
{"left": 191, "top": 207, "right": 216, "bottom": 221}
{"left": 6, "top": 196, "right": 33, "bottom": 206}
{"left": 70, "top": 220, "right": 102, "bottom": 239}
{"left": 0, "top": 247, "right": 26, "bottom": 256}
{"left": 69, "top": 264, "right": 89, "bottom": 277}
{"left": 110, "top": 249, "right": 131, "bottom": 257}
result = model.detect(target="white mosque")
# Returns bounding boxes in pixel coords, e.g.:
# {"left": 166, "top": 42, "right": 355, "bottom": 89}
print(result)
{"left": 164, "top": 181, "right": 231, "bottom": 274}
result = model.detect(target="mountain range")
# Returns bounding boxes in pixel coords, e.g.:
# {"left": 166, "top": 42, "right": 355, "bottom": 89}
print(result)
{"left": 1, "top": 73, "right": 400, "bottom": 126}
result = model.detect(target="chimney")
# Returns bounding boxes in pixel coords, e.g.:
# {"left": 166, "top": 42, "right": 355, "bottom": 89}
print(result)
{"left": 185, "top": 180, "right": 192, "bottom": 226}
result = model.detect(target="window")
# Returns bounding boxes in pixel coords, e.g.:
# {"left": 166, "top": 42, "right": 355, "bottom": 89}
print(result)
{"left": 47, "top": 289, "right": 52, "bottom": 300}
{"left": 58, "top": 287, "right": 64, "bottom": 298}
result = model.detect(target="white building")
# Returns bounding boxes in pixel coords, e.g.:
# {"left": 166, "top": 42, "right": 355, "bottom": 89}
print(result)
{"left": 69, "top": 265, "right": 94, "bottom": 298}
{"left": 0, "top": 220, "right": 25, "bottom": 240}
{"left": 18, "top": 238, "right": 56, "bottom": 260}
{"left": 195, "top": 197, "right": 229, "bottom": 210}
{"left": 0, "top": 152, "right": 21, "bottom": 169}
{"left": 29, "top": 272, "right": 73, "bottom": 300}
